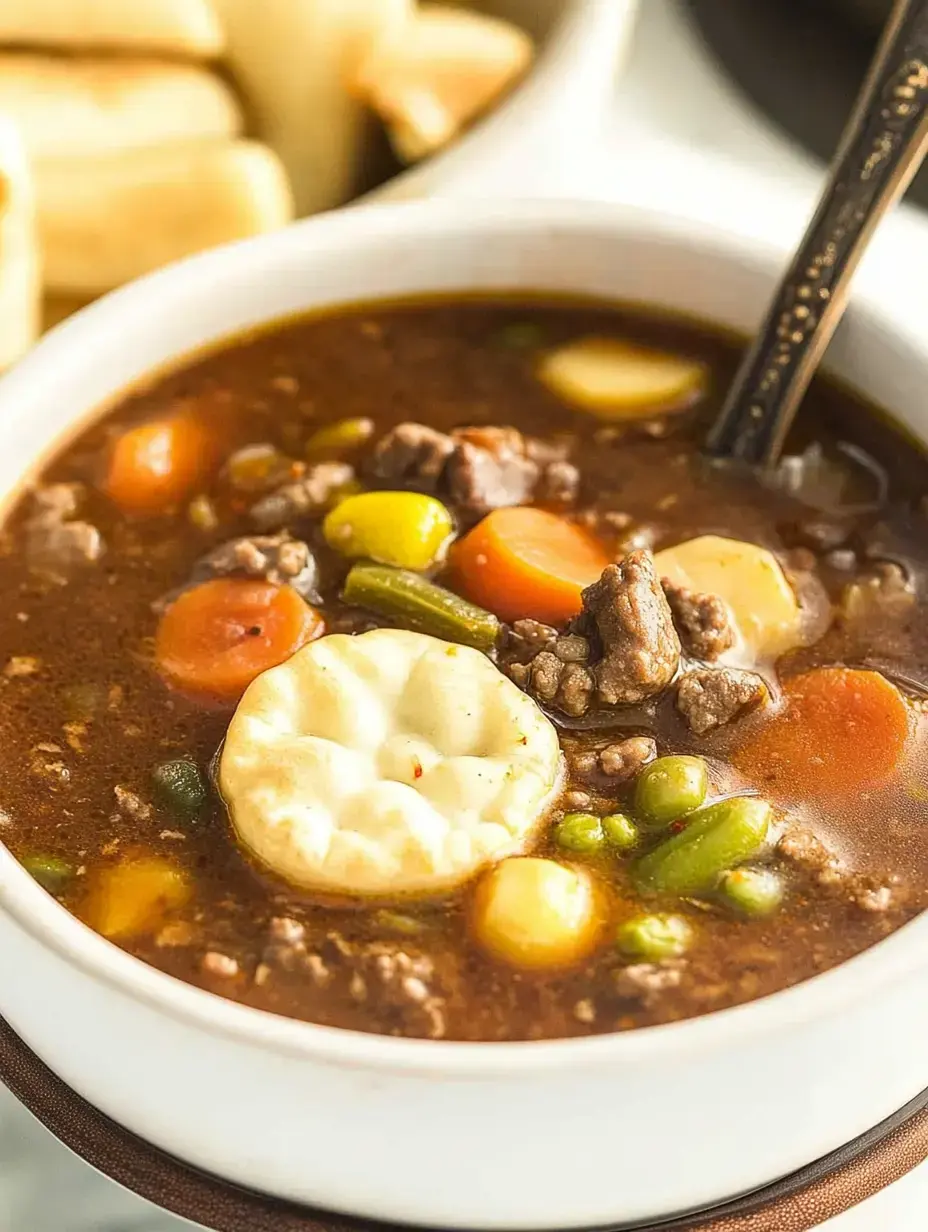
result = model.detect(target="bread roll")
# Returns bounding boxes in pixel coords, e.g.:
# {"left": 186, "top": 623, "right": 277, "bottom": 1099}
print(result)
{"left": 0, "top": 117, "right": 40, "bottom": 369}
{"left": 0, "top": 55, "right": 242, "bottom": 160}
{"left": 352, "top": 4, "right": 534, "bottom": 163}
{"left": 38, "top": 140, "right": 293, "bottom": 295}
{"left": 0, "top": 0, "right": 224, "bottom": 57}
{"left": 214, "top": 0, "right": 412, "bottom": 215}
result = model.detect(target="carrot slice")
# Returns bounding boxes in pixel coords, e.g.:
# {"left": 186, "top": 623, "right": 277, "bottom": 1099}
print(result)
{"left": 155, "top": 579, "right": 323, "bottom": 702}
{"left": 734, "top": 666, "right": 909, "bottom": 799}
{"left": 452, "top": 507, "right": 610, "bottom": 625}
{"left": 106, "top": 410, "right": 216, "bottom": 515}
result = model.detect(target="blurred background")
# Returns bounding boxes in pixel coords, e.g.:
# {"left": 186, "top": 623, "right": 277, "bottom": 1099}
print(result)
{"left": 1, "top": 0, "right": 927, "bottom": 1228}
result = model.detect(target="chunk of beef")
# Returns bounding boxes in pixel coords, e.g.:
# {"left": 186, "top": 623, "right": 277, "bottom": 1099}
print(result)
{"left": 600, "top": 735, "right": 657, "bottom": 780}
{"left": 27, "top": 482, "right": 104, "bottom": 569}
{"left": 250, "top": 462, "right": 355, "bottom": 530}
{"left": 614, "top": 960, "right": 685, "bottom": 1007}
{"left": 507, "top": 618, "right": 557, "bottom": 657}
{"left": 260, "top": 922, "right": 448, "bottom": 1039}
{"left": 675, "top": 667, "right": 768, "bottom": 735}
{"left": 536, "top": 459, "right": 581, "bottom": 505}
{"left": 509, "top": 650, "right": 594, "bottom": 718}
{"left": 581, "top": 551, "right": 680, "bottom": 705}
{"left": 777, "top": 826, "right": 895, "bottom": 913}
{"left": 662, "top": 581, "right": 734, "bottom": 661}
{"left": 369, "top": 422, "right": 455, "bottom": 490}
{"left": 193, "top": 533, "right": 320, "bottom": 601}
{"left": 446, "top": 426, "right": 540, "bottom": 514}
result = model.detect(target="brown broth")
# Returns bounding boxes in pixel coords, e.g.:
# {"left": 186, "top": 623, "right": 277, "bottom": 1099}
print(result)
{"left": 1, "top": 298, "right": 927, "bottom": 1041}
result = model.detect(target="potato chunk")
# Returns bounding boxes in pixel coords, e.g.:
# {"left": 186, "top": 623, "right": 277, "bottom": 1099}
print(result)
{"left": 84, "top": 856, "right": 191, "bottom": 941}
{"left": 473, "top": 857, "right": 602, "bottom": 969}
{"left": 220, "top": 629, "right": 563, "bottom": 895}
{"left": 655, "top": 535, "right": 802, "bottom": 660}
{"left": 537, "top": 337, "right": 706, "bottom": 419}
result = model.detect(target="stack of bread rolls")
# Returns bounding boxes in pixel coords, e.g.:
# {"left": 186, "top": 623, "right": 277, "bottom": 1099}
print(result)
{"left": 0, "top": 0, "right": 534, "bottom": 366}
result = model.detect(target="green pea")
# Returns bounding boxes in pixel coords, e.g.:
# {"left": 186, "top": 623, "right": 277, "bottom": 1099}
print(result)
{"left": 22, "top": 854, "right": 73, "bottom": 893}
{"left": 494, "top": 321, "right": 546, "bottom": 350}
{"left": 719, "top": 866, "right": 784, "bottom": 917}
{"left": 602, "top": 812, "right": 639, "bottom": 851}
{"left": 152, "top": 759, "right": 209, "bottom": 817}
{"left": 634, "top": 756, "right": 708, "bottom": 827}
{"left": 305, "top": 417, "right": 375, "bottom": 459}
{"left": 616, "top": 913, "right": 693, "bottom": 961}
{"left": 634, "top": 796, "right": 771, "bottom": 897}
{"left": 555, "top": 812, "right": 605, "bottom": 853}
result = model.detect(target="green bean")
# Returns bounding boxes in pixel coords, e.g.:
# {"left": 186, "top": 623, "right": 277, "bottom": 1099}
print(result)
{"left": 494, "top": 322, "right": 545, "bottom": 350}
{"left": 22, "top": 854, "right": 73, "bottom": 893}
{"left": 152, "top": 759, "right": 209, "bottom": 817}
{"left": 719, "top": 866, "right": 784, "bottom": 917}
{"left": 555, "top": 812, "right": 605, "bottom": 854}
{"left": 602, "top": 812, "right": 639, "bottom": 851}
{"left": 634, "top": 755, "right": 708, "bottom": 827}
{"left": 343, "top": 563, "right": 500, "bottom": 652}
{"left": 616, "top": 913, "right": 693, "bottom": 961}
{"left": 633, "top": 796, "right": 771, "bottom": 897}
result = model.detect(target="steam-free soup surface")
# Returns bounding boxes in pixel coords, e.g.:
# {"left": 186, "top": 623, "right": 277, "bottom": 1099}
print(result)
{"left": 2, "top": 298, "right": 928, "bottom": 1041}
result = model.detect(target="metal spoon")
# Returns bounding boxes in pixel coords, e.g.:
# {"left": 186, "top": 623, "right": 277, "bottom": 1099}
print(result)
{"left": 705, "top": 0, "right": 928, "bottom": 467}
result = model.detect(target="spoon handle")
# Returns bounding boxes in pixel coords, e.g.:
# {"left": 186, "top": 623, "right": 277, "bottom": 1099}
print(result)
{"left": 705, "top": 0, "right": 928, "bottom": 466}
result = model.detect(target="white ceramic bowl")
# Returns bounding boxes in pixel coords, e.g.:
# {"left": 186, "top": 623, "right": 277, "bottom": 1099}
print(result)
{"left": 1, "top": 199, "right": 928, "bottom": 1231}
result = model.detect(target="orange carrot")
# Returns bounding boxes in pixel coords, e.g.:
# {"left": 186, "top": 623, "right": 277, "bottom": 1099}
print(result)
{"left": 155, "top": 579, "right": 323, "bottom": 702}
{"left": 451, "top": 507, "right": 610, "bottom": 625}
{"left": 105, "top": 410, "right": 216, "bottom": 515}
{"left": 734, "top": 666, "right": 909, "bottom": 799}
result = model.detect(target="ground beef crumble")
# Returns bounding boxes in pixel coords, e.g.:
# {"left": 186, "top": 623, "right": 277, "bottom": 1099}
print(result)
{"left": 662, "top": 580, "right": 735, "bottom": 661}
{"left": 675, "top": 667, "right": 769, "bottom": 735}
{"left": 260, "top": 918, "right": 449, "bottom": 1038}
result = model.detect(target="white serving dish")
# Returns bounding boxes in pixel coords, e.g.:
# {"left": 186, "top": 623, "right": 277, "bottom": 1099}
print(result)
{"left": 0, "top": 198, "right": 927, "bottom": 1231}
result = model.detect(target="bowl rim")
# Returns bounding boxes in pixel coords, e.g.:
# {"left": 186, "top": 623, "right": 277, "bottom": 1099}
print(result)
{"left": 2, "top": 194, "right": 927, "bottom": 1077}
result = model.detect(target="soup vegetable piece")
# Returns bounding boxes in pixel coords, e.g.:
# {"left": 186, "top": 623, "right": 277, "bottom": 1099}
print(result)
{"left": 3, "top": 297, "right": 928, "bottom": 1042}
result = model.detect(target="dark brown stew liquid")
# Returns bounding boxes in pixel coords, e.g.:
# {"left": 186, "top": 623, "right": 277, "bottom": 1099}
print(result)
{"left": 2, "top": 298, "right": 928, "bottom": 1042}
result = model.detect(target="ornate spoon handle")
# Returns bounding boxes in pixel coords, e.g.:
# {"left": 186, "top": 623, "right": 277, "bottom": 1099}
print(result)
{"left": 705, "top": 0, "right": 928, "bottom": 466}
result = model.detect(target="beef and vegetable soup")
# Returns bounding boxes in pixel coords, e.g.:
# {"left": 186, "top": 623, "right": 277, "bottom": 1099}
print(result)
{"left": 3, "top": 297, "right": 928, "bottom": 1042}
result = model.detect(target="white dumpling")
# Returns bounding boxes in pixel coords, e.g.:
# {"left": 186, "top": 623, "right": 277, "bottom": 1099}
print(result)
{"left": 219, "top": 629, "right": 563, "bottom": 895}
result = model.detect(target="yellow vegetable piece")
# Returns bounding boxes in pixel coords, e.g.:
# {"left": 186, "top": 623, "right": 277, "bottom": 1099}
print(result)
{"left": 306, "top": 417, "right": 375, "bottom": 459}
{"left": 473, "top": 857, "right": 602, "bottom": 969}
{"left": 84, "top": 856, "right": 191, "bottom": 941}
{"left": 537, "top": 337, "right": 707, "bottom": 419}
{"left": 655, "top": 535, "right": 802, "bottom": 660}
{"left": 323, "top": 490, "right": 453, "bottom": 570}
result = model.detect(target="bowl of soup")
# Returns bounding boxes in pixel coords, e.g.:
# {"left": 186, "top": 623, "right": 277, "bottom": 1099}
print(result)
{"left": 0, "top": 198, "right": 927, "bottom": 1229}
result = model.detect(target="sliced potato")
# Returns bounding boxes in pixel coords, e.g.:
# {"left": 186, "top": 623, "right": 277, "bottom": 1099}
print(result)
{"left": 473, "top": 857, "right": 602, "bottom": 970}
{"left": 0, "top": 55, "right": 241, "bottom": 161}
{"left": 0, "top": 116, "right": 40, "bottom": 370}
{"left": 655, "top": 535, "right": 802, "bottom": 661}
{"left": 351, "top": 3, "right": 534, "bottom": 163}
{"left": 219, "top": 629, "right": 563, "bottom": 896}
{"left": 38, "top": 139, "right": 293, "bottom": 295}
{"left": 537, "top": 337, "right": 707, "bottom": 420}
{"left": 215, "top": 0, "right": 412, "bottom": 215}
{"left": 0, "top": 0, "right": 224, "bottom": 57}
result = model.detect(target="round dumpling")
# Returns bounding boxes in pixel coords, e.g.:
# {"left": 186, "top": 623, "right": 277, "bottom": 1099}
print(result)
{"left": 219, "top": 628, "right": 563, "bottom": 895}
